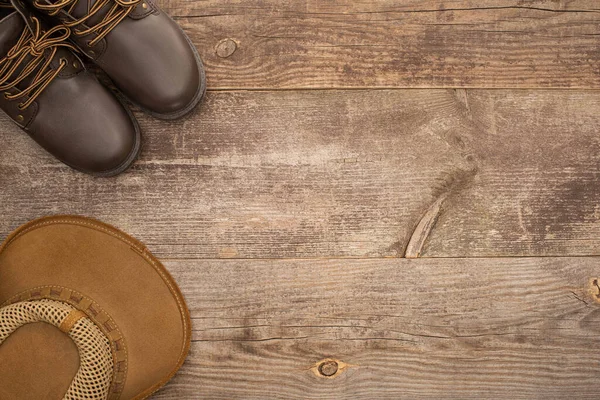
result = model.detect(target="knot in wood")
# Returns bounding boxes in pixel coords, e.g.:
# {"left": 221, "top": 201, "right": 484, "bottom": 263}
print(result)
{"left": 318, "top": 360, "right": 339, "bottom": 377}
{"left": 216, "top": 38, "right": 237, "bottom": 58}
{"left": 591, "top": 278, "right": 600, "bottom": 302}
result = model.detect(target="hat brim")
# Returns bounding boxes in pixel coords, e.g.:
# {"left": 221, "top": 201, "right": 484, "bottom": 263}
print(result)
{"left": 0, "top": 215, "right": 191, "bottom": 399}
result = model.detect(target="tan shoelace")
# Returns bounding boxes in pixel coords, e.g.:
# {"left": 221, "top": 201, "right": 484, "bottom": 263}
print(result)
{"left": 34, "top": 0, "right": 142, "bottom": 47}
{"left": 0, "top": 16, "right": 78, "bottom": 110}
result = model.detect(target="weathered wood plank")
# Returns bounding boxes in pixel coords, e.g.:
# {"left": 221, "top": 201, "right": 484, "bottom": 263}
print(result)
{"left": 150, "top": 257, "right": 600, "bottom": 399}
{"left": 423, "top": 90, "right": 600, "bottom": 256}
{"left": 2, "top": 89, "right": 600, "bottom": 258}
{"left": 0, "top": 90, "right": 469, "bottom": 258}
{"left": 159, "top": 0, "right": 600, "bottom": 88}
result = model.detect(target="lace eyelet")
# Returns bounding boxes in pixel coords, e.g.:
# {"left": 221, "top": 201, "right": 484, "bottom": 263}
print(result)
{"left": 86, "top": 40, "right": 96, "bottom": 56}
{"left": 4, "top": 92, "right": 10, "bottom": 100}
{"left": 17, "top": 103, "right": 25, "bottom": 111}
{"left": 59, "top": 57, "right": 68, "bottom": 66}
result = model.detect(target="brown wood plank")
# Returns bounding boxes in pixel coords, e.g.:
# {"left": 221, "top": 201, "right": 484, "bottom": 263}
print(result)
{"left": 150, "top": 257, "right": 600, "bottom": 399}
{"left": 2, "top": 89, "right": 600, "bottom": 258}
{"left": 424, "top": 90, "right": 600, "bottom": 257}
{"left": 159, "top": 0, "right": 600, "bottom": 88}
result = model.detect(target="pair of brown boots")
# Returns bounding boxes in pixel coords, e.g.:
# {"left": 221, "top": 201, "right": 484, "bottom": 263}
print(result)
{"left": 0, "top": 0, "right": 205, "bottom": 176}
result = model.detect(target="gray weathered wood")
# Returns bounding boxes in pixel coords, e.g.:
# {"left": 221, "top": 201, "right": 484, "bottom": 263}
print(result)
{"left": 3, "top": 90, "right": 600, "bottom": 258}
{"left": 159, "top": 0, "right": 600, "bottom": 89}
{"left": 150, "top": 257, "right": 600, "bottom": 399}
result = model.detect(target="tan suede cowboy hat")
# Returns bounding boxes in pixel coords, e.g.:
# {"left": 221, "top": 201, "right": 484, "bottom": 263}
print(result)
{"left": 0, "top": 215, "right": 191, "bottom": 399}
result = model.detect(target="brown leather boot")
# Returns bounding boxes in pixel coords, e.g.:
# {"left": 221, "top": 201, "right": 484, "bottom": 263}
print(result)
{"left": 23, "top": 0, "right": 206, "bottom": 120}
{"left": 0, "top": 6, "right": 140, "bottom": 176}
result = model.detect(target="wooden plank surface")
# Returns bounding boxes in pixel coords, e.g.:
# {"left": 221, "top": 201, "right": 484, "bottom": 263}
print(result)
{"left": 1, "top": 1, "right": 598, "bottom": 398}
{"left": 3, "top": 89, "right": 600, "bottom": 258}
{"left": 150, "top": 257, "right": 600, "bottom": 399}
{"left": 159, "top": 0, "right": 600, "bottom": 89}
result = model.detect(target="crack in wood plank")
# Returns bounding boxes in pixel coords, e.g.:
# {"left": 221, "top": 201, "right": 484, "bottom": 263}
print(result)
{"left": 175, "top": 6, "right": 600, "bottom": 18}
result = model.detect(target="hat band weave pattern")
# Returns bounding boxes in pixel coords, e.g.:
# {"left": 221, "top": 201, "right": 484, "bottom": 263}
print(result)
{"left": 0, "top": 299, "right": 114, "bottom": 399}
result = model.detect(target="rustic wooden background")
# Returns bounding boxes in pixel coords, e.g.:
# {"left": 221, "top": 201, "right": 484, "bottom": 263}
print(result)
{"left": 2, "top": 0, "right": 600, "bottom": 398}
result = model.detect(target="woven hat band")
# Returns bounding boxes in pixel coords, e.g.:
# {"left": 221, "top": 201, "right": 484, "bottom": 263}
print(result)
{"left": 0, "top": 299, "right": 114, "bottom": 399}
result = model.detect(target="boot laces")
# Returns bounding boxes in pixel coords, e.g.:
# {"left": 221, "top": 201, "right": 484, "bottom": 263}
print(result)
{"left": 0, "top": 16, "right": 78, "bottom": 110}
{"left": 34, "top": 0, "right": 142, "bottom": 46}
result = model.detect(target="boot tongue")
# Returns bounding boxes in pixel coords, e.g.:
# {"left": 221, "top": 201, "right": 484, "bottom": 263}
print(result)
{"left": 0, "top": 12, "right": 25, "bottom": 59}
{"left": 71, "top": 0, "right": 98, "bottom": 19}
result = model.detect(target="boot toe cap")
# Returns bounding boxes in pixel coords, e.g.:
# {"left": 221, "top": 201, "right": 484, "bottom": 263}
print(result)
{"left": 28, "top": 71, "right": 140, "bottom": 176}
{"left": 78, "top": 123, "right": 139, "bottom": 175}
{"left": 98, "top": 13, "right": 205, "bottom": 119}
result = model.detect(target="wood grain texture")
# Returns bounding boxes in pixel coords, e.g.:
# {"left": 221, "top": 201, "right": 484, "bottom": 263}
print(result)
{"left": 425, "top": 90, "right": 600, "bottom": 256}
{"left": 158, "top": 0, "right": 600, "bottom": 89}
{"left": 2, "top": 89, "right": 600, "bottom": 258}
{"left": 1, "top": 2, "right": 598, "bottom": 398}
{"left": 150, "top": 257, "right": 600, "bottom": 399}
